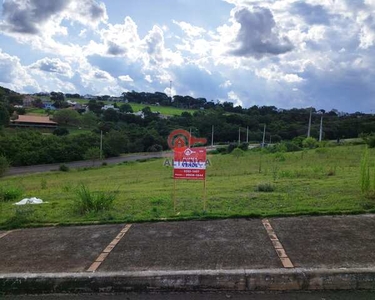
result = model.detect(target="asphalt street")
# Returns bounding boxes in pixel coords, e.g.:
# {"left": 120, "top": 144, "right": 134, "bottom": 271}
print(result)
{"left": 5, "top": 152, "right": 171, "bottom": 177}
{"left": 3, "top": 291, "right": 375, "bottom": 300}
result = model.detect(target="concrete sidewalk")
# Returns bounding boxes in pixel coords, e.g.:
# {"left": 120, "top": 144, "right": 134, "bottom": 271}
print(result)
{"left": 1, "top": 215, "right": 375, "bottom": 294}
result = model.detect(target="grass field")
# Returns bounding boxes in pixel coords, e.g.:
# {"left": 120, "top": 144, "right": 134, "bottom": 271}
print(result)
{"left": 1, "top": 145, "right": 374, "bottom": 229}
{"left": 70, "top": 98, "right": 196, "bottom": 116}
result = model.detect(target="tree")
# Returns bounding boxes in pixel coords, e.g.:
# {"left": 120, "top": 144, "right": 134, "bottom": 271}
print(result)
{"left": 103, "top": 109, "right": 119, "bottom": 122}
{"left": 0, "top": 155, "right": 9, "bottom": 177}
{"left": 0, "top": 104, "right": 10, "bottom": 127}
{"left": 120, "top": 103, "right": 133, "bottom": 113}
{"left": 84, "top": 147, "right": 101, "bottom": 166}
{"left": 81, "top": 112, "right": 98, "bottom": 129}
{"left": 7, "top": 94, "right": 23, "bottom": 105}
{"left": 302, "top": 137, "right": 318, "bottom": 149}
{"left": 53, "top": 109, "right": 81, "bottom": 125}
{"left": 53, "top": 128, "right": 69, "bottom": 136}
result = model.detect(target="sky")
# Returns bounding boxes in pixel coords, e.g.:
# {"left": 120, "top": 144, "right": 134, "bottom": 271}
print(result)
{"left": 0, "top": 0, "right": 375, "bottom": 112}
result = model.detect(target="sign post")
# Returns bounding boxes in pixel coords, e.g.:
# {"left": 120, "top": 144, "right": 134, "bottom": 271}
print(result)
{"left": 173, "top": 147, "right": 207, "bottom": 211}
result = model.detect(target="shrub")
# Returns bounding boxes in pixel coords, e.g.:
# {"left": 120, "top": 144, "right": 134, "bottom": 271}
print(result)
{"left": 59, "top": 164, "right": 70, "bottom": 172}
{"left": 84, "top": 147, "right": 100, "bottom": 165}
{"left": 216, "top": 147, "right": 227, "bottom": 154}
{"left": 0, "top": 155, "right": 9, "bottom": 177}
{"left": 363, "top": 134, "right": 375, "bottom": 148}
{"left": 284, "top": 142, "right": 301, "bottom": 152}
{"left": 256, "top": 183, "right": 275, "bottom": 192}
{"left": 0, "top": 186, "right": 23, "bottom": 202}
{"left": 238, "top": 142, "right": 249, "bottom": 151}
{"left": 4, "top": 206, "right": 34, "bottom": 228}
{"left": 231, "top": 148, "right": 245, "bottom": 159}
{"left": 73, "top": 184, "right": 116, "bottom": 214}
{"left": 302, "top": 137, "right": 318, "bottom": 149}
{"left": 227, "top": 143, "right": 237, "bottom": 153}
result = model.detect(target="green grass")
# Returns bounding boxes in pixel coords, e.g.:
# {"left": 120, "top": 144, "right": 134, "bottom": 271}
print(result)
{"left": 25, "top": 108, "right": 48, "bottom": 115}
{"left": 1, "top": 145, "right": 374, "bottom": 229}
{"left": 69, "top": 98, "right": 196, "bottom": 116}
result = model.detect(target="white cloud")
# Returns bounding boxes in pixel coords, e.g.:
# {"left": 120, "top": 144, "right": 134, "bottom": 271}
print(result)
{"left": 29, "top": 57, "right": 73, "bottom": 77}
{"left": 118, "top": 75, "right": 134, "bottom": 82}
{"left": 228, "top": 90, "right": 243, "bottom": 106}
{"left": 0, "top": 49, "right": 38, "bottom": 92}
{"left": 145, "top": 75, "right": 153, "bottom": 83}
{"left": 173, "top": 20, "right": 206, "bottom": 37}
{"left": 255, "top": 66, "right": 304, "bottom": 83}
{"left": 220, "top": 80, "right": 232, "bottom": 88}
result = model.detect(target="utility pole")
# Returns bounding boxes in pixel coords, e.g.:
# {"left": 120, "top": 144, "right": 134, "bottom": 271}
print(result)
{"left": 246, "top": 126, "right": 249, "bottom": 143}
{"left": 262, "top": 124, "right": 266, "bottom": 148}
{"left": 319, "top": 115, "right": 323, "bottom": 142}
{"left": 100, "top": 130, "right": 103, "bottom": 160}
{"left": 189, "top": 127, "right": 192, "bottom": 147}
{"left": 238, "top": 128, "right": 241, "bottom": 145}
{"left": 307, "top": 107, "right": 312, "bottom": 138}
{"left": 170, "top": 80, "right": 173, "bottom": 102}
{"left": 211, "top": 125, "right": 214, "bottom": 147}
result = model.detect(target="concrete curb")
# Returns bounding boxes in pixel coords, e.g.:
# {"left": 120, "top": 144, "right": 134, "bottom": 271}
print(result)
{"left": 1, "top": 268, "right": 375, "bottom": 294}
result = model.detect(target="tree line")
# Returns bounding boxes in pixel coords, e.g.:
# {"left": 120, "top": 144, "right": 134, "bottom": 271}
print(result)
{"left": 1, "top": 86, "right": 375, "bottom": 166}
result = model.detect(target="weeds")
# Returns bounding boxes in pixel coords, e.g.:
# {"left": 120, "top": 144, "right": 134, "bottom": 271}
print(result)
{"left": 4, "top": 206, "right": 34, "bottom": 229}
{"left": 360, "top": 147, "right": 370, "bottom": 193}
{"left": 0, "top": 186, "right": 23, "bottom": 202}
{"left": 59, "top": 164, "right": 70, "bottom": 172}
{"left": 256, "top": 183, "right": 275, "bottom": 192}
{"left": 40, "top": 178, "right": 47, "bottom": 190}
{"left": 73, "top": 184, "right": 116, "bottom": 214}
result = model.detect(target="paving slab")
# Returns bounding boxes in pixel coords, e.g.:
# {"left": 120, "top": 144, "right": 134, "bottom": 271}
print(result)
{"left": 270, "top": 214, "right": 375, "bottom": 269}
{"left": 100, "top": 219, "right": 281, "bottom": 271}
{"left": 0, "top": 224, "right": 123, "bottom": 273}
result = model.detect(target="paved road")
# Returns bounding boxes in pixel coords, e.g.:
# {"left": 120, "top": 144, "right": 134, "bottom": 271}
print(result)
{"left": 5, "top": 152, "right": 172, "bottom": 177}
{"left": 1, "top": 215, "right": 375, "bottom": 273}
{"left": 4, "top": 291, "right": 375, "bottom": 300}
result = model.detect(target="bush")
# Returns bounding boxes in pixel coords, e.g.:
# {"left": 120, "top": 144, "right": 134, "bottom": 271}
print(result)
{"left": 59, "top": 164, "right": 70, "bottom": 172}
{"left": 0, "top": 155, "right": 9, "bottom": 177}
{"left": 53, "top": 128, "right": 69, "bottom": 136}
{"left": 231, "top": 148, "right": 245, "bottom": 158}
{"left": 227, "top": 143, "right": 237, "bottom": 153}
{"left": 284, "top": 142, "right": 301, "bottom": 152}
{"left": 0, "top": 186, "right": 23, "bottom": 202}
{"left": 256, "top": 183, "right": 275, "bottom": 192}
{"left": 4, "top": 206, "right": 34, "bottom": 228}
{"left": 238, "top": 142, "right": 249, "bottom": 151}
{"left": 73, "top": 184, "right": 116, "bottom": 214}
{"left": 216, "top": 147, "right": 227, "bottom": 154}
{"left": 363, "top": 134, "right": 375, "bottom": 148}
{"left": 302, "top": 137, "right": 318, "bottom": 149}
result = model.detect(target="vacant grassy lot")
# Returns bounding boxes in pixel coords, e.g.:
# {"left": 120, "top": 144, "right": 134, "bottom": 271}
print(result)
{"left": 1, "top": 145, "right": 374, "bottom": 229}
{"left": 70, "top": 98, "right": 196, "bottom": 116}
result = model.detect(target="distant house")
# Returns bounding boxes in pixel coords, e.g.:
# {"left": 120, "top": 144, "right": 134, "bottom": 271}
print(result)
{"left": 10, "top": 115, "right": 58, "bottom": 128}
{"left": 109, "top": 97, "right": 123, "bottom": 102}
{"left": 133, "top": 111, "right": 145, "bottom": 119}
{"left": 23, "top": 95, "right": 34, "bottom": 107}
{"left": 83, "top": 94, "right": 97, "bottom": 100}
{"left": 44, "top": 103, "right": 56, "bottom": 110}
{"left": 102, "top": 104, "right": 119, "bottom": 111}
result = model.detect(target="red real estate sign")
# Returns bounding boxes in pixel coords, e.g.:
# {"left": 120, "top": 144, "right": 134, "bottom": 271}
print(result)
{"left": 173, "top": 147, "right": 207, "bottom": 180}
